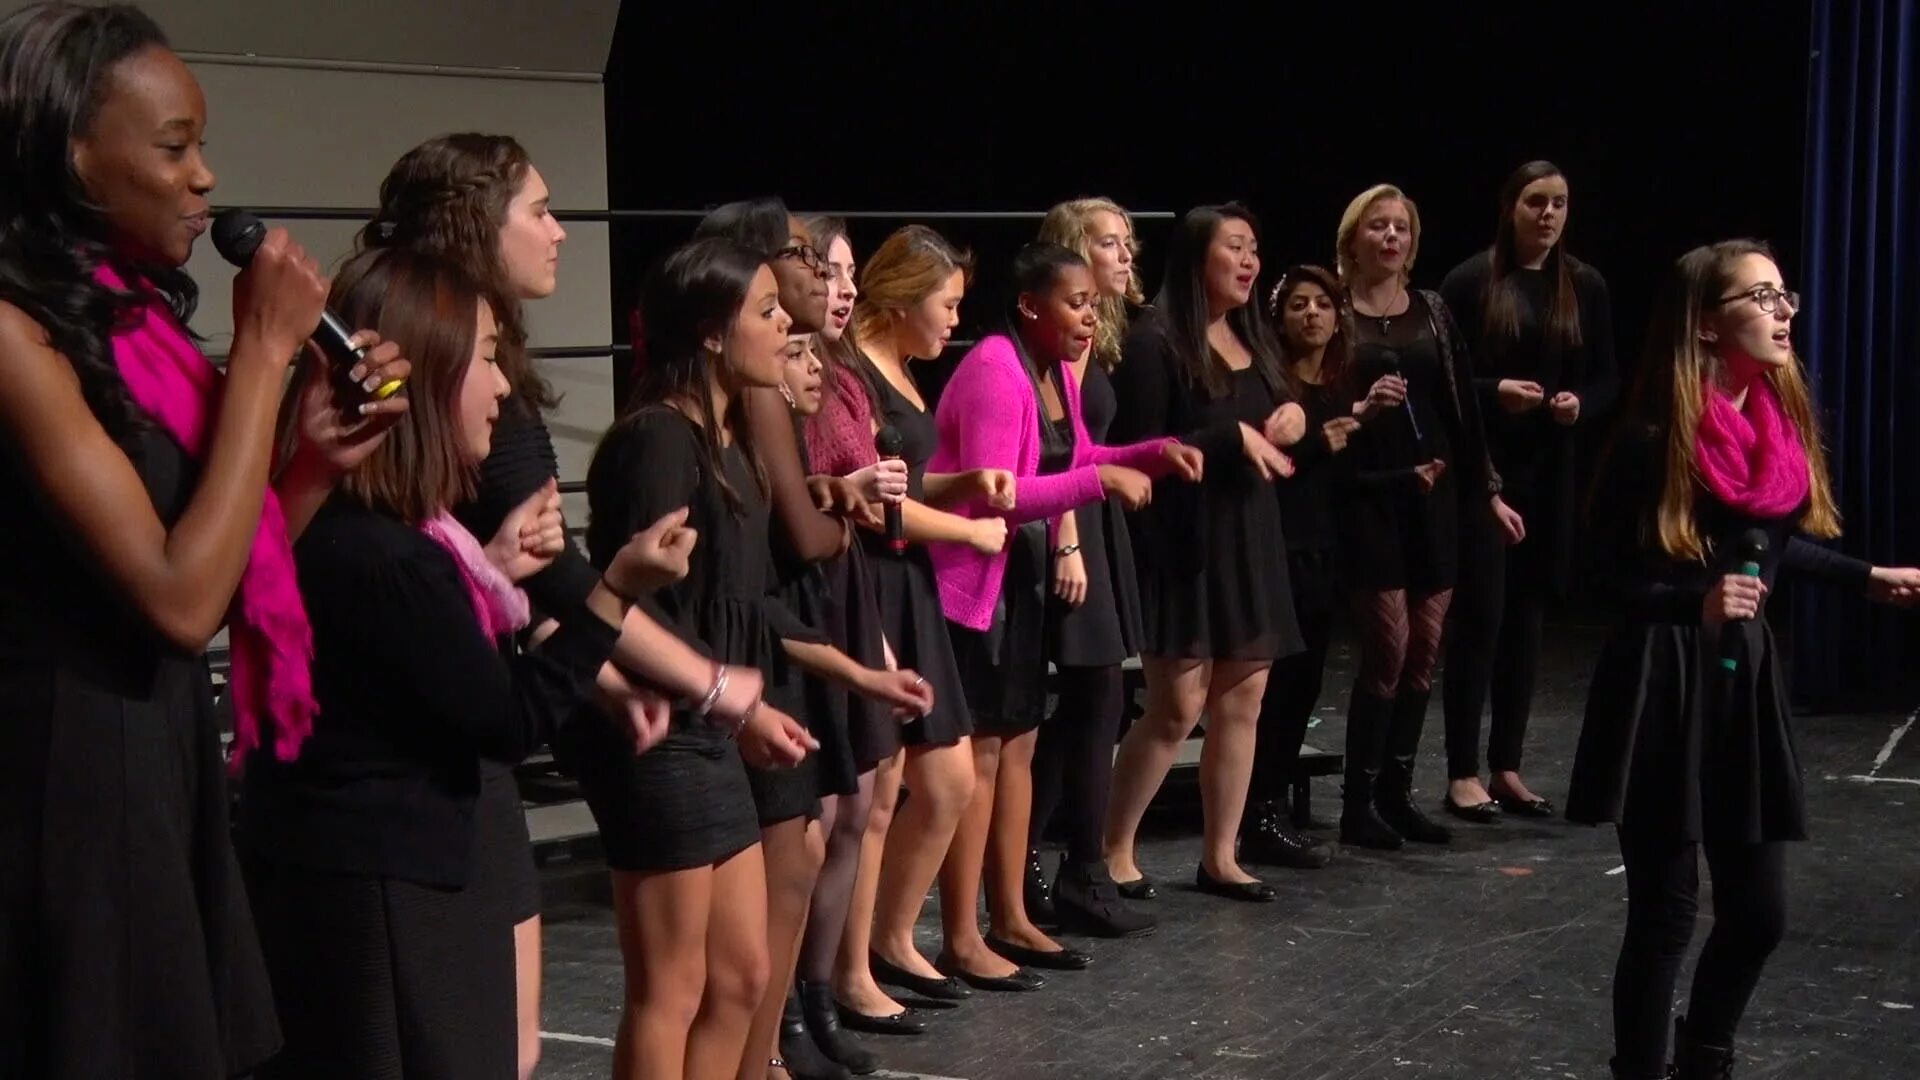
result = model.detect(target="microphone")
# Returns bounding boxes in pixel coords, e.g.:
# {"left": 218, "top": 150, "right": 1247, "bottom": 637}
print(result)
{"left": 1380, "top": 348, "right": 1422, "bottom": 443}
{"left": 1718, "top": 530, "right": 1769, "bottom": 674}
{"left": 211, "top": 210, "right": 404, "bottom": 399}
{"left": 875, "top": 426, "right": 906, "bottom": 554}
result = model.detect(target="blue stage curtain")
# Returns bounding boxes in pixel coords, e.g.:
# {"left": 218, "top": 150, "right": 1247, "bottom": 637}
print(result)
{"left": 1792, "top": 0, "right": 1920, "bottom": 708}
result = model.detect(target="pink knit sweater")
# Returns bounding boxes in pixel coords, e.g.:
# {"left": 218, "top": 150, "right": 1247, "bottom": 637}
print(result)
{"left": 928, "top": 335, "right": 1175, "bottom": 630}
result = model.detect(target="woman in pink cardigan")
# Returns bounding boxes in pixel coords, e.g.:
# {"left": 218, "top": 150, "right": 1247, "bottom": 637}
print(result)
{"left": 926, "top": 244, "right": 1202, "bottom": 987}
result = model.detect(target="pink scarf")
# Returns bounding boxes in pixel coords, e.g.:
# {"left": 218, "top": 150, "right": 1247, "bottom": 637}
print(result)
{"left": 1694, "top": 372, "right": 1810, "bottom": 518}
{"left": 96, "top": 264, "right": 316, "bottom": 770}
{"left": 418, "top": 511, "right": 531, "bottom": 641}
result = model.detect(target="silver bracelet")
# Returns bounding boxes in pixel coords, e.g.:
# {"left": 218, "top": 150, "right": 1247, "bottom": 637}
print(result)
{"left": 693, "top": 663, "right": 728, "bottom": 720}
{"left": 725, "top": 693, "right": 761, "bottom": 741}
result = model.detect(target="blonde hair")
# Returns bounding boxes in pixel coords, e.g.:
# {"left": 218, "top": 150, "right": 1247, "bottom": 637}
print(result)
{"left": 1038, "top": 197, "right": 1142, "bottom": 369}
{"left": 850, "top": 224, "right": 972, "bottom": 354}
{"left": 1619, "top": 239, "right": 1839, "bottom": 562}
{"left": 1336, "top": 183, "right": 1421, "bottom": 285}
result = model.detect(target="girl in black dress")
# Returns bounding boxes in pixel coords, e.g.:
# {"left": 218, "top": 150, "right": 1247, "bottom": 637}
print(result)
{"left": 241, "top": 250, "right": 673, "bottom": 1079}
{"left": 1439, "top": 161, "right": 1617, "bottom": 824}
{"left": 1028, "top": 197, "right": 1161, "bottom": 935}
{"left": 361, "top": 137, "right": 784, "bottom": 1080}
{"left": 1331, "top": 184, "right": 1519, "bottom": 851}
{"left": 1243, "top": 266, "right": 1365, "bottom": 870}
{"left": 1106, "top": 203, "right": 1309, "bottom": 904}
{"left": 0, "top": 7, "right": 401, "bottom": 1074}
{"left": 577, "top": 239, "right": 920, "bottom": 1080}
{"left": 1567, "top": 240, "right": 1919, "bottom": 1078}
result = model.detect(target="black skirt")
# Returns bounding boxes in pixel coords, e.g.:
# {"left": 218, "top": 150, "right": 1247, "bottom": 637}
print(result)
{"left": 1046, "top": 495, "right": 1139, "bottom": 668}
{"left": 862, "top": 535, "right": 972, "bottom": 749}
{"left": 476, "top": 761, "right": 541, "bottom": 924}
{"left": 558, "top": 715, "right": 763, "bottom": 873}
{"left": 954, "top": 521, "right": 1052, "bottom": 735}
{"left": 1566, "top": 616, "right": 1806, "bottom": 844}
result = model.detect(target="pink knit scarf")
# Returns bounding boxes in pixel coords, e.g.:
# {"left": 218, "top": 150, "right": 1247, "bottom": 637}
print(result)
{"left": 1694, "top": 372, "right": 1809, "bottom": 518}
{"left": 96, "top": 264, "right": 316, "bottom": 770}
{"left": 418, "top": 511, "right": 531, "bottom": 641}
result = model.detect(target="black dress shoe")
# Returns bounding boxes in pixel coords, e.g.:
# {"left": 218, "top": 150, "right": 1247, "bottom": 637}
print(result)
{"left": 984, "top": 935, "right": 1092, "bottom": 971}
{"left": 834, "top": 1002, "right": 927, "bottom": 1037}
{"left": 798, "top": 980, "right": 878, "bottom": 1073}
{"left": 1194, "top": 865, "right": 1277, "bottom": 903}
{"left": 868, "top": 952, "right": 971, "bottom": 1001}
{"left": 1492, "top": 793, "right": 1556, "bottom": 818}
{"left": 1443, "top": 794, "right": 1501, "bottom": 823}
{"left": 933, "top": 953, "right": 1046, "bottom": 992}
{"left": 1114, "top": 875, "right": 1157, "bottom": 900}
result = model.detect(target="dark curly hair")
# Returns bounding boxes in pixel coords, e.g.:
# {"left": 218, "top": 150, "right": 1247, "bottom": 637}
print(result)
{"left": 358, "top": 133, "right": 556, "bottom": 410}
{"left": 0, "top": 2, "right": 198, "bottom": 447}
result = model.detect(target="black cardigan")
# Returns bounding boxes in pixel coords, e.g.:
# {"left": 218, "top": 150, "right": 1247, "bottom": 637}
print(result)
{"left": 236, "top": 495, "right": 617, "bottom": 888}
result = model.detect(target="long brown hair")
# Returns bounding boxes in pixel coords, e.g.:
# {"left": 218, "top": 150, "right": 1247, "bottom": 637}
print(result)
{"left": 801, "top": 214, "right": 864, "bottom": 412}
{"left": 330, "top": 249, "right": 492, "bottom": 524}
{"left": 1268, "top": 264, "right": 1354, "bottom": 398}
{"left": 1481, "top": 160, "right": 1584, "bottom": 351}
{"left": 1038, "top": 197, "right": 1143, "bottom": 371}
{"left": 1604, "top": 239, "right": 1839, "bottom": 562}
{"left": 846, "top": 224, "right": 972, "bottom": 403}
{"left": 359, "top": 133, "right": 556, "bottom": 410}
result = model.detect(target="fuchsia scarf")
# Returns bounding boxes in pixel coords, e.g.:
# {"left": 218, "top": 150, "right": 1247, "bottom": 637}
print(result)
{"left": 418, "top": 511, "right": 531, "bottom": 641}
{"left": 97, "top": 264, "right": 316, "bottom": 770}
{"left": 1694, "top": 370, "right": 1810, "bottom": 518}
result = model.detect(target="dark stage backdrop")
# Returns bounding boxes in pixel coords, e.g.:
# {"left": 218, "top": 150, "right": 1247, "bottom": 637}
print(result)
{"left": 602, "top": 2, "right": 1868, "bottom": 675}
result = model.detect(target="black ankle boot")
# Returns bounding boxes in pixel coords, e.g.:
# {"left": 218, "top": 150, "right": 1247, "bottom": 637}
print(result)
{"left": 797, "top": 980, "right": 877, "bottom": 1075}
{"left": 1240, "top": 798, "right": 1333, "bottom": 869}
{"left": 1052, "top": 858, "right": 1155, "bottom": 938}
{"left": 1024, "top": 848, "right": 1057, "bottom": 926}
{"left": 1340, "top": 691, "right": 1404, "bottom": 850}
{"left": 1672, "top": 1016, "right": 1734, "bottom": 1078}
{"left": 1374, "top": 689, "right": 1451, "bottom": 844}
{"left": 781, "top": 987, "right": 852, "bottom": 1079}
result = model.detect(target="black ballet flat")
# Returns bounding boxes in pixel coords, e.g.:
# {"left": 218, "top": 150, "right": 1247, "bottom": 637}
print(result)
{"left": 984, "top": 935, "right": 1093, "bottom": 971}
{"left": 1443, "top": 794, "right": 1502, "bottom": 823}
{"left": 834, "top": 1002, "right": 928, "bottom": 1037}
{"left": 934, "top": 952, "right": 1047, "bottom": 992}
{"left": 1493, "top": 793, "right": 1556, "bottom": 818}
{"left": 868, "top": 951, "right": 971, "bottom": 1002}
{"left": 1194, "top": 866, "right": 1277, "bottom": 903}
{"left": 1114, "top": 875, "right": 1157, "bottom": 901}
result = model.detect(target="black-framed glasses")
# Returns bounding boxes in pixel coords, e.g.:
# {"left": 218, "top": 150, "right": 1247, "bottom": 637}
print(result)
{"left": 775, "top": 243, "right": 827, "bottom": 274}
{"left": 1715, "top": 286, "right": 1799, "bottom": 315}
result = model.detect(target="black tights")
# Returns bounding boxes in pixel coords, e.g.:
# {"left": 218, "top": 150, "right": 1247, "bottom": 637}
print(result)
{"left": 1029, "top": 665, "right": 1125, "bottom": 865}
{"left": 1252, "top": 582, "right": 1334, "bottom": 805}
{"left": 1613, "top": 830, "right": 1788, "bottom": 1076}
{"left": 1443, "top": 522, "right": 1546, "bottom": 778}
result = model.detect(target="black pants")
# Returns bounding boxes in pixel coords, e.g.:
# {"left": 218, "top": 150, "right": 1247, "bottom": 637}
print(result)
{"left": 1442, "top": 508, "right": 1545, "bottom": 778}
{"left": 1612, "top": 830, "right": 1788, "bottom": 1075}
{"left": 1252, "top": 550, "right": 1336, "bottom": 805}
{"left": 1030, "top": 664, "right": 1125, "bottom": 864}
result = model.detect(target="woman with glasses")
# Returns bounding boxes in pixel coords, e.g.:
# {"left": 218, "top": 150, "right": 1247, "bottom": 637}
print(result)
{"left": 1568, "top": 239, "right": 1920, "bottom": 1078}
{"left": 1438, "top": 161, "right": 1617, "bottom": 827}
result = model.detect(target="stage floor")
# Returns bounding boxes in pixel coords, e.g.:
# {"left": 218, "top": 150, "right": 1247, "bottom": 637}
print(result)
{"left": 530, "top": 626, "right": 1920, "bottom": 1079}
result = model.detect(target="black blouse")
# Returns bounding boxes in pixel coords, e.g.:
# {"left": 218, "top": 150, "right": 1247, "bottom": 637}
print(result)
{"left": 238, "top": 495, "right": 618, "bottom": 888}
{"left": 453, "top": 397, "right": 601, "bottom": 626}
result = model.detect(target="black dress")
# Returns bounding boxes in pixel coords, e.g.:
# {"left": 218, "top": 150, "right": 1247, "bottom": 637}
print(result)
{"left": 564, "top": 406, "right": 818, "bottom": 868}
{"left": 1048, "top": 362, "right": 1142, "bottom": 665}
{"left": 0, "top": 427, "right": 281, "bottom": 1079}
{"left": 1566, "top": 431, "right": 1871, "bottom": 843}
{"left": 1338, "top": 290, "right": 1501, "bottom": 592}
{"left": 1438, "top": 253, "right": 1616, "bottom": 597}
{"left": 861, "top": 368, "right": 973, "bottom": 748}
{"left": 1108, "top": 313, "right": 1303, "bottom": 662}
{"left": 241, "top": 495, "right": 617, "bottom": 1080}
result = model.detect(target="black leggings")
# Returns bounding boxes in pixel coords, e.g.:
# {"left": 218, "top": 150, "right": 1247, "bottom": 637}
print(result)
{"left": 1252, "top": 570, "right": 1335, "bottom": 805}
{"left": 1029, "top": 665, "right": 1125, "bottom": 865}
{"left": 1443, "top": 519, "right": 1545, "bottom": 778}
{"left": 1613, "top": 830, "right": 1788, "bottom": 1075}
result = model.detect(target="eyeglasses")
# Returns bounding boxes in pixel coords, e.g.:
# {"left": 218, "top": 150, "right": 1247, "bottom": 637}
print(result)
{"left": 775, "top": 244, "right": 828, "bottom": 274}
{"left": 1715, "top": 286, "right": 1799, "bottom": 315}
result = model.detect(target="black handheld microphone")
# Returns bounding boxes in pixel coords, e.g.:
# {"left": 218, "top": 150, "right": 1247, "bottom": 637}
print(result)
{"left": 210, "top": 209, "right": 404, "bottom": 399}
{"left": 875, "top": 426, "right": 906, "bottom": 554}
{"left": 1718, "top": 530, "right": 1769, "bottom": 674}
{"left": 1380, "top": 348, "right": 1422, "bottom": 443}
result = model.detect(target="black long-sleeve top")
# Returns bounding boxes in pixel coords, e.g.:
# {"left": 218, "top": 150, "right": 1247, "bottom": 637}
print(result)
{"left": 237, "top": 495, "right": 618, "bottom": 888}
{"left": 453, "top": 397, "right": 601, "bottom": 626}
{"left": 1275, "top": 377, "right": 1349, "bottom": 553}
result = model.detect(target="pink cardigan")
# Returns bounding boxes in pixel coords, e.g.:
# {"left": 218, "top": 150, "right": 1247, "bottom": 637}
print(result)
{"left": 928, "top": 335, "right": 1175, "bottom": 630}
